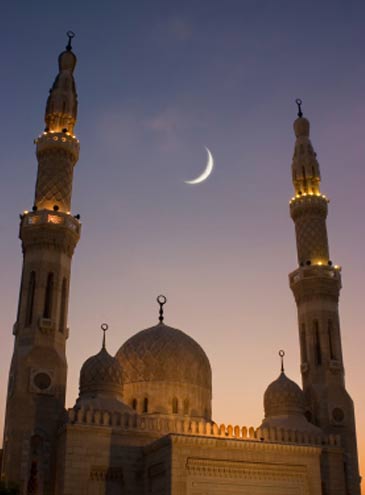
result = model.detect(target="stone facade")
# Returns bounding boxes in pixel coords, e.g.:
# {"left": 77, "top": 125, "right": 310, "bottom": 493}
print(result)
{"left": 54, "top": 410, "right": 343, "bottom": 495}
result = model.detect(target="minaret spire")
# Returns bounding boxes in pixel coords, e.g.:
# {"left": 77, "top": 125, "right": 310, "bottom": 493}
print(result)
{"left": 291, "top": 99, "right": 322, "bottom": 197}
{"left": 33, "top": 33, "right": 80, "bottom": 214}
{"left": 289, "top": 101, "right": 329, "bottom": 266}
{"left": 1, "top": 35, "right": 81, "bottom": 493}
{"left": 45, "top": 31, "right": 77, "bottom": 134}
{"left": 288, "top": 102, "right": 361, "bottom": 494}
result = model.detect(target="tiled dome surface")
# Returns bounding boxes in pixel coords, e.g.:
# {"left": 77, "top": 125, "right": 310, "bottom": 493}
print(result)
{"left": 80, "top": 347, "right": 123, "bottom": 396}
{"left": 264, "top": 372, "right": 305, "bottom": 417}
{"left": 116, "top": 323, "right": 211, "bottom": 389}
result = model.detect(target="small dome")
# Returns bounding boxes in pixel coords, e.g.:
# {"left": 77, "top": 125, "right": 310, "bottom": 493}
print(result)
{"left": 116, "top": 323, "right": 211, "bottom": 388}
{"left": 58, "top": 50, "right": 77, "bottom": 72}
{"left": 80, "top": 347, "right": 123, "bottom": 398}
{"left": 294, "top": 117, "right": 310, "bottom": 138}
{"left": 264, "top": 372, "right": 305, "bottom": 417}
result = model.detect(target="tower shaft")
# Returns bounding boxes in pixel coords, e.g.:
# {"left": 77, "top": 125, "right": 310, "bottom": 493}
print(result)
{"left": 289, "top": 111, "right": 360, "bottom": 494}
{"left": 1, "top": 38, "right": 80, "bottom": 494}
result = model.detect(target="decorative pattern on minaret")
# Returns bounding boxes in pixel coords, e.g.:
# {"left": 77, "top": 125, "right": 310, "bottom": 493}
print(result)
{"left": 34, "top": 32, "right": 79, "bottom": 212}
{"left": 289, "top": 112, "right": 330, "bottom": 266}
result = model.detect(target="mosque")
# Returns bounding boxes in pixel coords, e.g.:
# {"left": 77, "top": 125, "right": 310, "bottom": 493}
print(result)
{"left": 0, "top": 35, "right": 361, "bottom": 495}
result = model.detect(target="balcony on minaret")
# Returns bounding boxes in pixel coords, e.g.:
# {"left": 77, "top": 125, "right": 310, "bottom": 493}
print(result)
{"left": 290, "top": 263, "right": 341, "bottom": 283}
{"left": 21, "top": 210, "right": 80, "bottom": 233}
{"left": 35, "top": 130, "right": 79, "bottom": 156}
{"left": 289, "top": 263, "right": 342, "bottom": 304}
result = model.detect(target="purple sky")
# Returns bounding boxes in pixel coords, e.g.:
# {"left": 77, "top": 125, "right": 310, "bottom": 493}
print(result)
{"left": 1, "top": 0, "right": 365, "bottom": 488}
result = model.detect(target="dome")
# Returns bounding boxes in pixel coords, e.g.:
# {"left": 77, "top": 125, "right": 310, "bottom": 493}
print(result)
{"left": 116, "top": 323, "right": 212, "bottom": 419}
{"left": 116, "top": 323, "right": 211, "bottom": 388}
{"left": 80, "top": 347, "right": 123, "bottom": 398}
{"left": 294, "top": 117, "right": 310, "bottom": 138}
{"left": 264, "top": 371, "right": 304, "bottom": 417}
{"left": 58, "top": 50, "right": 77, "bottom": 72}
{"left": 261, "top": 371, "right": 322, "bottom": 434}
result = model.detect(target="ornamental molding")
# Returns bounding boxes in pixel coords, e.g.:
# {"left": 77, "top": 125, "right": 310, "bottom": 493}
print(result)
{"left": 186, "top": 457, "right": 308, "bottom": 486}
{"left": 89, "top": 465, "right": 123, "bottom": 481}
{"left": 170, "top": 433, "right": 321, "bottom": 456}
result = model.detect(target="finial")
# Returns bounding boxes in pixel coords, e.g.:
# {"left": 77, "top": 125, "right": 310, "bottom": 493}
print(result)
{"left": 279, "top": 349, "right": 285, "bottom": 373}
{"left": 295, "top": 98, "right": 303, "bottom": 118}
{"left": 101, "top": 323, "right": 108, "bottom": 349}
{"left": 157, "top": 295, "right": 167, "bottom": 323}
{"left": 66, "top": 30, "right": 75, "bottom": 51}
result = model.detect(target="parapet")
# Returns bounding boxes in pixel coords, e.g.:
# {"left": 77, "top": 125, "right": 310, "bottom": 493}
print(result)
{"left": 66, "top": 408, "right": 341, "bottom": 448}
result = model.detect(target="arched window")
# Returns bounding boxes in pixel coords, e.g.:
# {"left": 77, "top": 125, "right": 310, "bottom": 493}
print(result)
{"left": 305, "top": 410, "right": 312, "bottom": 423}
{"left": 16, "top": 271, "right": 25, "bottom": 322}
{"left": 59, "top": 278, "right": 67, "bottom": 332}
{"left": 25, "top": 271, "right": 36, "bottom": 326}
{"left": 314, "top": 320, "right": 322, "bottom": 365}
{"left": 328, "top": 320, "right": 336, "bottom": 360}
{"left": 183, "top": 399, "right": 189, "bottom": 415}
{"left": 172, "top": 397, "right": 178, "bottom": 414}
{"left": 132, "top": 399, "right": 137, "bottom": 411}
{"left": 43, "top": 273, "right": 54, "bottom": 319}
{"left": 143, "top": 398, "right": 148, "bottom": 413}
{"left": 27, "top": 461, "right": 38, "bottom": 495}
{"left": 27, "top": 434, "right": 43, "bottom": 495}
{"left": 300, "top": 323, "right": 308, "bottom": 363}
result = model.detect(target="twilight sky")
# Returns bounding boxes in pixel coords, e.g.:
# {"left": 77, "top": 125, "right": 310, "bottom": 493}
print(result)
{"left": 0, "top": 0, "right": 365, "bottom": 488}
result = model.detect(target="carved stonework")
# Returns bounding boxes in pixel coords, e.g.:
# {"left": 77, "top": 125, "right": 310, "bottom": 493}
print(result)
{"left": 186, "top": 458, "right": 311, "bottom": 495}
{"left": 89, "top": 466, "right": 123, "bottom": 481}
{"left": 29, "top": 368, "right": 55, "bottom": 395}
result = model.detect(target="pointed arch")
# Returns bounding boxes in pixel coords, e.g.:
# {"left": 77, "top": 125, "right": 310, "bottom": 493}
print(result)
{"left": 59, "top": 277, "right": 68, "bottom": 332}
{"left": 43, "top": 272, "right": 54, "bottom": 319}
{"left": 25, "top": 271, "right": 36, "bottom": 326}
{"left": 328, "top": 319, "right": 336, "bottom": 360}
{"left": 300, "top": 323, "right": 308, "bottom": 363}
{"left": 314, "top": 320, "right": 322, "bottom": 365}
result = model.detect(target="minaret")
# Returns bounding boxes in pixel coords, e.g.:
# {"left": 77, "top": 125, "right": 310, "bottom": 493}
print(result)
{"left": 289, "top": 100, "right": 360, "bottom": 494}
{"left": 1, "top": 33, "right": 81, "bottom": 493}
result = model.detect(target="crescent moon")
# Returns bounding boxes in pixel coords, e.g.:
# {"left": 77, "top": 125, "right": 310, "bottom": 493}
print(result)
{"left": 184, "top": 147, "right": 214, "bottom": 185}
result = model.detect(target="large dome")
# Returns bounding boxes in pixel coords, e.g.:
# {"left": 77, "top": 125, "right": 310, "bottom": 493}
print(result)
{"left": 116, "top": 323, "right": 211, "bottom": 387}
{"left": 116, "top": 323, "right": 212, "bottom": 419}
